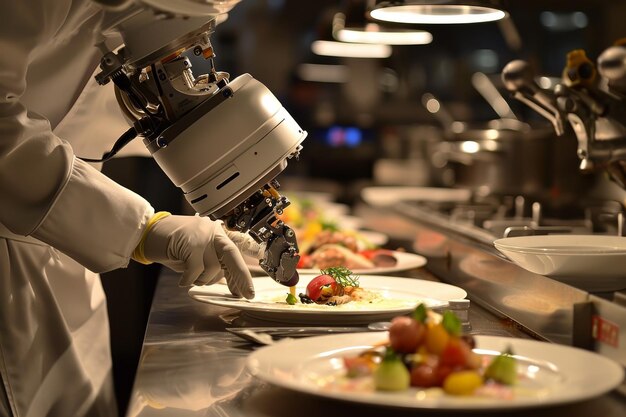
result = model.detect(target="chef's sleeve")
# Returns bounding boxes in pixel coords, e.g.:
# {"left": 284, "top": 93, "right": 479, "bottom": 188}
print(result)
{"left": 0, "top": 0, "right": 154, "bottom": 272}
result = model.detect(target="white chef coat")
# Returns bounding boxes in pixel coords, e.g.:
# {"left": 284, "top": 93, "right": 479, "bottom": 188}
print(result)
{"left": 0, "top": 1, "right": 156, "bottom": 416}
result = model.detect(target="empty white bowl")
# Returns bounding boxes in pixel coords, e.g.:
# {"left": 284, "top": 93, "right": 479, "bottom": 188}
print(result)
{"left": 493, "top": 235, "right": 626, "bottom": 292}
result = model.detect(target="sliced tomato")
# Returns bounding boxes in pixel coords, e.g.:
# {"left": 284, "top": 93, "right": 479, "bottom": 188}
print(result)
{"left": 358, "top": 249, "right": 397, "bottom": 267}
{"left": 358, "top": 249, "right": 380, "bottom": 260}
{"left": 305, "top": 274, "right": 337, "bottom": 302}
{"left": 440, "top": 338, "right": 472, "bottom": 368}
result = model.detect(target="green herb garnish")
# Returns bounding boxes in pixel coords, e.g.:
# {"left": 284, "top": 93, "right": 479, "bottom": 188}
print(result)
{"left": 319, "top": 218, "right": 339, "bottom": 231}
{"left": 299, "top": 198, "right": 314, "bottom": 210}
{"left": 285, "top": 293, "right": 298, "bottom": 305}
{"left": 320, "top": 266, "right": 360, "bottom": 288}
{"left": 442, "top": 310, "right": 462, "bottom": 337}
{"left": 412, "top": 303, "right": 428, "bottom": 323}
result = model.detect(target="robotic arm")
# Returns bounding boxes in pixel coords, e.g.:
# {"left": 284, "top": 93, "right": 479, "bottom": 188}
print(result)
{"left": 92, "top": 0, "right": 306, "bottom": 286}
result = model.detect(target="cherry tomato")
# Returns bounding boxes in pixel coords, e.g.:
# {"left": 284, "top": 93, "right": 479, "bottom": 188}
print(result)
{"left": 389, "top": 316, "right": 426, "bottom": 353}
{"left": 440, "top": 337, "right": 472, "bottom": 368}
{"left": 434, "top": 364, "right": 455, "bottom": 386}
{"left": 305, "top": 274, "right": 337, "bottom": 302}
{"left": 425, "top": 323, "right": 450, "bottom": 355}
{"left": 410, "top": 364, "right": 439, "bottom": 388}
{"left": 442, "top": 370, "right": 483, "bottom": 396}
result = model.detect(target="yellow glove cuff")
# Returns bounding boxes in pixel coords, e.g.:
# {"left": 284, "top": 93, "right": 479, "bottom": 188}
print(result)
{"left": 132, "top": 211, "right": 172, "bottom": 265}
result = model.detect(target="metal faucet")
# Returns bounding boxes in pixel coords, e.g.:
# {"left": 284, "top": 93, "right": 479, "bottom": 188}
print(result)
{"left": 502, "top": 44, "right": 626, "bottom": 188}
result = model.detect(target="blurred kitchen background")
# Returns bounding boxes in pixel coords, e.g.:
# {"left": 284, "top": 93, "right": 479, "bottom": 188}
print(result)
{"left": 206, "top": 0, "right": 626, "bottom": 204}
{"left": 100, "top": 0, "right": 626, "bottom": 413}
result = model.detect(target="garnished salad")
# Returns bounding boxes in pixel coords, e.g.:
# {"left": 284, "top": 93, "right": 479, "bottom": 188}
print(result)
{"left": 285, "top": 267, "right": 364, "bottom": 306}
{"left": 343, "top": 304, "right": 517, "bottom": 397}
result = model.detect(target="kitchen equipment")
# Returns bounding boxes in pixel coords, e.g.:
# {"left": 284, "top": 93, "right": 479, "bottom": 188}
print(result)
{"left": 433, "top": 121, "right": 553, "bottom": 198}
{"left": 471, "top": 71, "right": 518, "bottom": 120}
{"left": 95, "top": 10, "right": 308, "bottom": 285}
{"left": 502, "top": 52, "right": 626, "bottom": 190}
{"left": 423, "top": 92, "right": 586, "bottom": 207}
{"left": 423, "top": 93, "right": 549, "bottom": 196}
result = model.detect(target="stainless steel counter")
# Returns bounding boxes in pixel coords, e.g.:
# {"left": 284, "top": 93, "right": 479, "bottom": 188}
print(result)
{"left": 127, "top": 268, "right": 626, "bottom": 417}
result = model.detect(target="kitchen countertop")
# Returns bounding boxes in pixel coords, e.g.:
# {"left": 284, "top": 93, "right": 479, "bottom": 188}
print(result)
{"left": 126, "top": 268, "right": 626, "bottom": 417}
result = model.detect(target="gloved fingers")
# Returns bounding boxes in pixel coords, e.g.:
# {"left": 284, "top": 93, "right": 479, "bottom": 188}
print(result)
{"left": 224, "top": 228, "right": 265, "bottom": 259}
{"left": 192, "top": 257, "right": 222, "bottom": 287}
{"left": 194, "top": 246, "right": 224, "bottom": 285}
{"left": 214, "top": 233, "right": 255, "bottom": 299}
{"left": 224, "top": 265, "right": 255, "bottom": 300}
{"left": 178, "top": 252, "right": 207, "bottom": 287}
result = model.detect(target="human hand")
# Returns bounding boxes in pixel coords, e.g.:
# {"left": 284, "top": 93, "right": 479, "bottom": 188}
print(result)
{"left": 139, "top": 214, "right": 255, "bottom": 299}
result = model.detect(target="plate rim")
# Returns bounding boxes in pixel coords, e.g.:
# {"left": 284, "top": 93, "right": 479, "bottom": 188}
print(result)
{"left": 246, "top": 333, "right": 625, "bottom": 411}
{"left": 494, "top": 235, "right": 626, "bottom": 254}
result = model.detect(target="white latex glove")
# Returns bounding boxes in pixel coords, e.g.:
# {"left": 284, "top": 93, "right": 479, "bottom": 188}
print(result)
{"left": 223, "top": 227, "right": 266, "bottom": 260}
{"left": 141, "top": 215, "right": 255, "bottom": 299}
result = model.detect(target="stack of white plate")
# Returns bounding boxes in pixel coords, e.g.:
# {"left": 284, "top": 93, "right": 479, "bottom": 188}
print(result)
{"left": 493, "top": 235, "right": 626, "bottom": 292}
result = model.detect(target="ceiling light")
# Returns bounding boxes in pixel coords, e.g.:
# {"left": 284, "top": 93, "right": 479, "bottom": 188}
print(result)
{"left": 311, "top": 40, "right": 392, "bottom": 58}
{"left": 540, "top": 11, "right": 588, "bottom": 32}
{"left": 333, "top": 12, "right": 432, "bottom": 45}
{"left": 335, "top": 23, "right": 433, "bottom": 45}
{"left": 297, "top": 63, "right": 350, "bottom": 83}
{"left": 370, "top": 1, "right": 507, "bottom": 25}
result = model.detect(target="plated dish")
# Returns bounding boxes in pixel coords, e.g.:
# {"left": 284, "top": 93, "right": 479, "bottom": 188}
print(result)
{"left": 246, "top": 332, "right": 624, "bottom": 410}
{"left": 245, "top": 250, "right": 427, "bottom": 276}
{"left": 188, "top": 275, "right": 466, "bottom": 324}
{"left": 494, "top": 235, "right": 626, "bottom": 292}
{"left": 278, "top": 193, "right": 350, "bottom": 231}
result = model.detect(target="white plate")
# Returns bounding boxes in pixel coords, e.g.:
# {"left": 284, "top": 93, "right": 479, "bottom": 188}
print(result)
{"left": 494, "top": 236, "right": 626, "bottom": 292}
{"left": 356, "top": 230, "right": 388, "bottom": 246}
{"left": 246, "top": 333, "right": 624, "bottom": 410}
{"left": 189, "top": 275, "right": 466, "bottom": 324}
{"left": 361, "top": 186, "right": 472, "bottom": 207}
{"left": 245, "top": 251, "right": 427, "bottom": 276}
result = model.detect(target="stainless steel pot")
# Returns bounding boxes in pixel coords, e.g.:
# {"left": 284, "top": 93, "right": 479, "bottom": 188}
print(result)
{"left": 423, "top": 92, "right": 589, "bottom": 206}
{"left": 432, "top": 119, "right": 554, "bottom": 198}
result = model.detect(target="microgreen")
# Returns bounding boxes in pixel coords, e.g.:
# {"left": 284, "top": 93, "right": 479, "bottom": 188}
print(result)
{"left": 320, "top": 266, "right": 360, "bottom": 288}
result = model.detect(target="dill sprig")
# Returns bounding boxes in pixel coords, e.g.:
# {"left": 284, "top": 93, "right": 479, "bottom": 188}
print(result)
{"left": 320, "top": 266, "right": 360, "bottom": 288}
